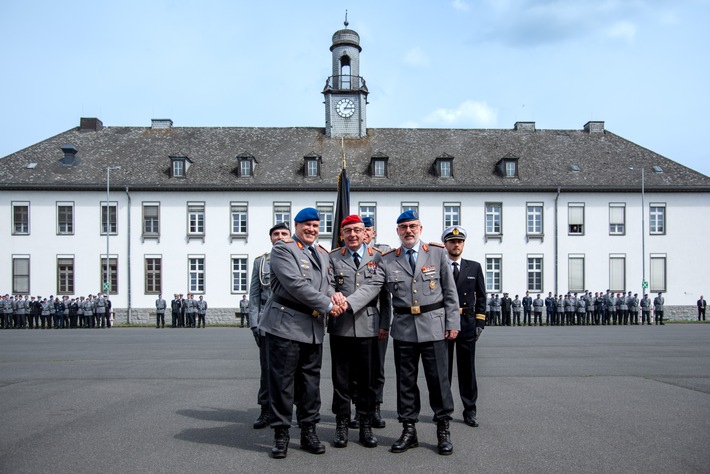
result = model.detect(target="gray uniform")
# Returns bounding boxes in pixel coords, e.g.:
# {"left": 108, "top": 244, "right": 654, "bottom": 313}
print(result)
{"left": 155, "top": 298, "right": 166, "bottom": 328}
{"left": 653, "top": 295, "right": 665, "bottom": 325}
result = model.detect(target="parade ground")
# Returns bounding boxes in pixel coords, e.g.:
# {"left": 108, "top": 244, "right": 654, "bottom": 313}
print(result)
{"left": 1, "top": 324, "right": 709, "bottom": 473}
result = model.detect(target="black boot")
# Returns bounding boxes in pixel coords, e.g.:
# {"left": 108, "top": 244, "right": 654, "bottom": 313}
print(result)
{"left": 436, "top": 419, "right": 453, "bottom": 456}
{"left": 333, "top": 415, "right": 349, "bottom": 448}
{"left": 372, "top": 403, "right": 386, "bottom": 428}
{"left": 391, "top": 422, "right": 418, "bottom": 453}
{"left": 349, "top": 414, "right": 360, "bottom": 429}
{"left": 359, "top": 416, "right": 378, "bottom": 448}
{"left": 253, "top": 405, "right": 269, "bottom": 429}
{"left": 271, "top": 427, "right": 289, "bottom": 459}
{"left": 300, "top": 423, "right": 326, "bottom": 454}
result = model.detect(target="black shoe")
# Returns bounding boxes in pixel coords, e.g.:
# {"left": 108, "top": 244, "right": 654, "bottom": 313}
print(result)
{"left": 349, "top": 415, "right": 360, "bottom": 429}
{"left": 271, "top": 427, "right": 289, "bottom": 459}
{"left": 300, "top": 424, "right": 326, "bottom": 454}
{"left": 463, "top": 414, "right": 479, "bottom": 427}
{"left": 333, "top": 415, "right": 349, "bottom": 448}
{"left": 437, "top": 420, "right": 453, "bottom": 455}
{"left": 253, "top": 405, "right": 269, "bottom": 429}
{"left": 391, "top": 422, "right": 418, "bottom": 453}
{"left": 359, "top": 416, "right": 378, "bottom": 448}
{"left": 372, "top": 403, "right": 386, "bottom": 429}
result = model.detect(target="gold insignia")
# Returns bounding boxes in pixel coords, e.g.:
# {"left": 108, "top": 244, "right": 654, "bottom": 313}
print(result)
{"left": 430, "top": 280, "right": 436, "bottom": 290}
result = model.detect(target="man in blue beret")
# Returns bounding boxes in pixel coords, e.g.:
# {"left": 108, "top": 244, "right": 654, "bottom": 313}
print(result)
{"left": 379, "top": 210, "right": 460, "bottom": 455}
{"left": 258, "top": 207, "right": 346, "bottom": 458}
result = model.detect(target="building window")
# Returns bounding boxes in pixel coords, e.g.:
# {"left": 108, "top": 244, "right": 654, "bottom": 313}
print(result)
{"left": 359, "top": 203, "right": 376, "bottom": 224}
{"left": 485, "top": 203, "right": 502, "bottom": 236}
{"left": 434, "top": 156, "right": 454, "bottom": 178}
{"left": 274, "top": 203, "right": 291, "bottom": 225}
{"left": 142, "top": 203, "right": 160, "bottom": 237}
{"left": 57, "top": 257, "right": 74, "bottom": 295}
{"left": 304, "top": 156, "right": 321, "bottom": 177}
{"left": 401, "top": 202, "right": 419, "bottom": 215}
{"left": 231, "top": 256, "right": 248, "bottom": 293}
{"left": 370, "top": 157, "right": 388, "bottom": 177}
{"left": 57, "top": 202, "right": 74, "bottom": 235}
{"left": 527, "top": 256, "right": 543, "bottom": 292}
{"left": 609, "top": 203, "right": 626, "bottom": 235}
{"left": 231, "top": 203, "right": 248, "bottom": 236}
{"left": 101, "top": 202, "right": 118, "bottom": 235}
{"left": 12, "top": 202, "right": 30, "bottom": 235}
{"left": 568, "top": 203, "right": 584, "bottom": 235}
{"left": 12, "top": 256, "right": 30, "bottom": 294}
{"left": 609, "top": 256, "right": 626, "bottom": 293}
{"left": 188, "top": 257, "right": 205, "bottom": 293}
{"left": 568, "top": 255, "right": 585, "bottom": 292}
{"left": 100, "top": 257, "right": 118, "bottom": 294}
{"left": 649, "top": 204, "right": 666, "bottom": 235}
{"left": 317, "top": 203, "right": 334, "bottom": 235}
{"left": 496, "top": 157, "right": 519, "bottom": 178}
{"left": 526, "top": 203, "right": 543, "bottom": 237}
{"left": 237, "top": 156, "right": 254, "bottom": 177}
{"left": 170, "top": 156, "right": 191, "bottom": 178}
{"left": 187, "top": 202, "right": 205, "bottom": 236}
{"left": 650, "top": 255, "right": 667, "bottom": 292}
{"left": 145, "top": 257, "right": 162, "bottom": 294}
{"left": 443, "top": 203, "right": 460, "bottom": 227}
{"left": 485, "top": 256, "right": 502, "bottom": 293}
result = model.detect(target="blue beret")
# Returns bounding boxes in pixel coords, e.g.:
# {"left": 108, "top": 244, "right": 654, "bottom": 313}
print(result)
{"left": 294, "top": 207, "right": 320, "bottom": 223}
{"left": 361, "top": 216, "right": 374, "bottom": 227}
{"left": 396, "top": 210, "right": 418, "bottom": 224}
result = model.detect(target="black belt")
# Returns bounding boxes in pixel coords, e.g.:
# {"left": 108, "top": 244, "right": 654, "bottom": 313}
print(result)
{"left": 272, "top": 294, "right": 321, "bottom": 317}
{"left": 393, "top": 301, "right": 444, "bottom": 315}
{"left": 460, "top": 306, "right": 476, "bottom": 315}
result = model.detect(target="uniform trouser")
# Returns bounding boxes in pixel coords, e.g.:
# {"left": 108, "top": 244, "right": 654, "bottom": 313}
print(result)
{"left": 40, "top": 315, "right": 50, "bottom": 328}
{"left": 620, "top": 310, "right": 628, "bottom": 325}
{"left": 178, "top": 313, "right": 185, "bottom": 327}
{"left": 447, "top": 333, "right": 478, "bottom": 418}
{"left": 492, "top": 311, "right": 500, "bottom": 326}
{"left": 642, "top": 311, "right": 651, "bottom": 324}
{"left": 31, "top": 313, "right": 41, "bottom": 328}
{"left": 566, "top": 311, "right": 574, "bottom": 325}
{"left": 655, "top": 311, "right": 664, "bottom": 324}
{"left": 171, "top": 311, "right": 178, "bottom": 327}
{"left": 595, "top": 309, "right": 602, "bottom": 325}
{"left": 70, "top": 314, "right": 78, "bottom": 328}
{"left": 513, "top": 312, "right": 521, "bottom": 325}
{"left": 265, "top": 333, "right": 322, "bottom": 428}
{"left": 85, "top": 314, "right": 94, "bottom": 327}
{"left": 586, "top": 310, "right": 593, "bottom": 325}
{"left": 533, "top": 311, "right": 543, "bottom": 325}
{"left": 186, "top": 313, "right": 195, "bottom": 327}
{"left": 698, "top": 309, "right": 706, "bottom": 321}
{"left": 502, "top": 311, "right": 511, "bottom": 326}
{"left": 330, "top": 334, "right": 378, "bottom": 417}
{"left": 545, "top": 309, "right": 551, "bottom": 325}
{"left": 609, "top": 310, "right": 617, "bottom": 324}
{"left": 257, "top": 333, "right": 269, "bottom": 407}
{"left": 394, "top": 339, "right": 453, "bottom": 424}
{"left": 577, "top": 312, "right": 585, "bottom": 325}
{"left": 375, "top": 336, "right": 388, "bottom": 404}
{"left": 630, "top": 311, "right": 639, "bottom": 325}
{"left": 523, "top": 309, "right": 531, "bottom": 325}
{"left": 54, "top": 314, "right": 64, "bottom": 328}
{"left": 156, "top": 312, "right": 165, "bottom": 327}
{"left": 197, "top": 314, "right": 206, "bottom": 327}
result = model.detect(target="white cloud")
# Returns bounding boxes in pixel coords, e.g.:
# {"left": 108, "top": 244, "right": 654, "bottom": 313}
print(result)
{"left": 451, "top": 0, "right": 470, "bottom": 12}
{"left": 424, "top": 100, "right": 497, "bottom": 127}
{"left": 606, "top": 20, "right": 637, "bottom": 42}
{"left": 403, "top": 47, "right": 430, "bottom": 67}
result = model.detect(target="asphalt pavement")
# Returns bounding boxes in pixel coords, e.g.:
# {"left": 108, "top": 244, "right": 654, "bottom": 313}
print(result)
{"left": 1, "top": 324, "right": 709, "bottom": 473}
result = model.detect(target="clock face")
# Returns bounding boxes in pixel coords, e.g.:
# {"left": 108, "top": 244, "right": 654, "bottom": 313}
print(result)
{"left": 336, "top": 99, "right": 356, "bottom": 118}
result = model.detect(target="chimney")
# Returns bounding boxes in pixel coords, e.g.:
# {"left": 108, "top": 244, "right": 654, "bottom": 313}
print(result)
{"left": 514, "top": 121, "right": 535, "bottom": 131}
{"left": 584, "top": 121, "right": 605, "bottom": 133}
{"left": 59, "top": 144, "right": 79, "bottom": 167}
{"left": 151, "top": 118, "right": 173, "bottom": 129}
{"left": 80, "top": 117, "right": 103, "bottom": 131}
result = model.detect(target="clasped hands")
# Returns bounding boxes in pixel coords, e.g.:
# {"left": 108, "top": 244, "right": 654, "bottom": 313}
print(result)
{"left": 329, "top": 292, "right": 349, "bottom": 317}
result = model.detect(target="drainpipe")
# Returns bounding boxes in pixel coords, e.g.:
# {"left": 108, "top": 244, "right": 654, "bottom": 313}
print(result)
{"left": 125, "top": 186, "right": 132, "bottom": 324}
{"left": 554, "top": 187, "right": 561, "bottom": 296}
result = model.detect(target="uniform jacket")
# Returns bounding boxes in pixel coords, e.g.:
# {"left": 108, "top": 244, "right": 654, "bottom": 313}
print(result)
{"left": 522, "top": 296, "right": 533, "bottom": 310}
{"left": 248, "top": 252, "right": 271, "bottom": 332}
{"left": 258, "top": 236, "right": 334, "bottom": 344}
{"left": 512, "top": 298, "right": 522, "bottom": 313}
{"left": 197, "top": 300, "right": 208, "bottom": 314}
{"left": 451, "top": 258, "right": 486, "bottom": 337}
{"left": 155, "top": 298, "right": 167, "bottom": 313}
{"left": 533, "top": 297, "right": 544, "bottom": 312}
{"left": 328, "top": 245, "right": 391, "bottom": 338}
{"left": 171, "top": 299, "right": 181, "bottom": 313}
{"left": 381, "top": 242, "right": 460, "bottom": 343}
{"left": 653, "top": 296, "right": 664, "bottom": 311}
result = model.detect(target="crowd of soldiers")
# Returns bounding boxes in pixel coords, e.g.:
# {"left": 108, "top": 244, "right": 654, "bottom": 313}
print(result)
{"left": 485, "top": 290, "right": 667, "bottom": 326}
{"left": 0, "top": 293, "right": 113, "bottom": 329}
{"left": 154, "top": 293, "right": 208, "bottom": 328}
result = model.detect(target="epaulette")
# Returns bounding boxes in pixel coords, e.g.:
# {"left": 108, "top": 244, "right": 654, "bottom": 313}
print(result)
{"left": 370, "top": 246, "right": 382, "bottom": 254}
{"left": 428, "top": 242, "right": 445, "bottom": 248}
{"left": 330, "top": 247, "right": 344, "bottom": 255}
{"left": 383, "top": 248, "right": 397, "bottom": 256}
{"left": 281, "top": 238, "right": 295, "bottom": 244}
{"left": 317, "top": 244, "right": 328, "bottom": 252}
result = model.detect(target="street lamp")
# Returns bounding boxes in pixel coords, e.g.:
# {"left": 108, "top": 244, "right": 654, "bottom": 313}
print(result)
{"left": 630, "top": 167, "right": 646, "bottom": 293}
{"left": 106, "top": 166, "right": 121, "bottom": 295}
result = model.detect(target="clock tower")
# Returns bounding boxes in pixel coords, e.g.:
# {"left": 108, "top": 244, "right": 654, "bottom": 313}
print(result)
{"left": 323, "top": 16, "right": 368, "bottom": 138}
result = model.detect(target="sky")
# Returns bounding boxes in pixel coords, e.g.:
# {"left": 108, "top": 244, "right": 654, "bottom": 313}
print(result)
{"left": 2, "top": 0, "right": 709, "bottom": 177}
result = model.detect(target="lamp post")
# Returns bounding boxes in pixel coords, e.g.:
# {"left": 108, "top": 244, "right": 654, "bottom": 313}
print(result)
{"left": 630, "top": 167, "right": 646, "bottom": 293}
{"left": 105, "top": 166, "right": 121, "bottom": 295}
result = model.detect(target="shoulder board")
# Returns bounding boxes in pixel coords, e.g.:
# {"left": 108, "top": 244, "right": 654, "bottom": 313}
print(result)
{"left": 329, "top": 247, "right": 344, "bottom": 255}
{"left": 317, "top": 244, "right": 328, "bottom": 252}
{"left": 367, "top": 247, "right": 374, "bottom": 256}
{"left": 383, "top": 248, "right": 397, "bottom": 256}
{"left": 371, "top": 246, "right": 383, "bottom": 254}
{"left": 428, "top": 242, "right": 445, "bottom": 248}
{"left": 280, "top": 238, "right": 295, "bottom": 244}
{"left": 257, "top": 252, "right": 269, "bottom": 259}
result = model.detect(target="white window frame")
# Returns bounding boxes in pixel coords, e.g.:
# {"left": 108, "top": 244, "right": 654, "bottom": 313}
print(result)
{"left": 568, "top": 254, "right": 585, "bottom": 292}
{"left": 485, "top": 202, "right": 502, "bottom": 239}
{"left": 485, "top": 255, "right": 502, "bottom": 293}
{"left": 188, "top": 256, "right": 206, "bottom": 293}
{"left": 443, "top": 203, "right": 460, "bottom": 228}
{"left": 609, "top": 255, "right": 626, "bottom": 293}
{"left": 230, "top": 202, "right": 248, "bottom": 238}
{"left": 57, "top": 255, "right": 75, "bottom": 295}
{"left": 231, "top": 255, "right": 249, "bottom": 293}
{"left": 317, "top": 202, "right": 334, "bottom": 236}
{"left": 650, "top": 254, "right": 667, "bottom": 293}
{"left": 609, "top": 203, "right": 625, "bottom": 236}
{"left": 12, "top": 255, "right": 30, "bottom": 294}
{"left": 57, "top": 202, "right": 74, "bottom": 235}
{"left": 274, "top": 202, "right": 291, "bottom": 226}
{"left": 12, "top": 201, "right": 30, "bottom": 235}
{"left": 527, "top": 255, "right": 543, "bottom": 292}
{"left": 526, "top": 202, "right": 543, "bottom": 238}
{"left": 187, "top": 202, "right": 205, "bottom": 238}
{"left": 145, "top": 256, "right": 162, "bottom": 295}
{"left": 142, "top": 202, "right": 160, "bottom": 238}
{"left": 568, "top": 203, "right": 584, "bottom": 235}
{"left": 401, "top": 202, "right": 419, "bottom": 215}
{"left": 100, "top": 255, "right": 118, "bottom": 295}
{"left": 101, "top": 202, "right": 118, "bottom": 236}
{"left": 649, "top": 203, "right": 666, "bottom": 235}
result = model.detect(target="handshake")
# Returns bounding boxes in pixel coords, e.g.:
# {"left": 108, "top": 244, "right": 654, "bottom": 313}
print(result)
{"left": 329, "top": 292, "right": 350, "bottom": 317}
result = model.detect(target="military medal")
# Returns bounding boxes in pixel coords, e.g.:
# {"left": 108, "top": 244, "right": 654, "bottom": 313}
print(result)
{"left": 430, "top": 280, "right": 436, "bottom": 290}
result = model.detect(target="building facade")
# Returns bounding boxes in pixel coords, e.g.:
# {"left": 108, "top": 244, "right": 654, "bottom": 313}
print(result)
{"left": 2, "top": 23, "right": 709, "bottom": 323}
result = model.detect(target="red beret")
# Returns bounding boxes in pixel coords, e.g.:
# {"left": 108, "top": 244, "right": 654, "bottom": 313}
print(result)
{"left": 340, "top": 214, "right": 363, "bottom": 228}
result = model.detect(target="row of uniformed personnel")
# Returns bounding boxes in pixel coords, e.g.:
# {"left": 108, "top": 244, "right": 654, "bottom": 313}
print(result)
{"left": 0, "top": 293, "right": 112, "bottom": 329}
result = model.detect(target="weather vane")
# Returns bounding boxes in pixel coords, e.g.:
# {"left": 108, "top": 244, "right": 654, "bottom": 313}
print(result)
{"left": 344, "top": 10, "right": 348, "bottom": 27}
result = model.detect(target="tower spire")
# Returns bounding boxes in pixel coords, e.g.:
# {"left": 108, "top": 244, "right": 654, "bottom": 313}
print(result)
{"left": 344, "top": 10, "right": 348, "bottom": 28}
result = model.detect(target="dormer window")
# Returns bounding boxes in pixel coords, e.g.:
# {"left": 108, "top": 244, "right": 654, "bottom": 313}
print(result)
{"left": 237, "top": 154, "right": 255, "bottom": 178}
{"left": 495, "top": 155, "right": 519, "bottom": 178}
{"left": 170, "top": 156, "right": 192, "bottom": 178}
{"left": 433, "top": 154, "right": 454, "bottom": 178}
{"left": 304, "top": 154, "right": 322, "bottom": 177}
{"left": 370, "top": 153, "right": 388, "bottom": 178}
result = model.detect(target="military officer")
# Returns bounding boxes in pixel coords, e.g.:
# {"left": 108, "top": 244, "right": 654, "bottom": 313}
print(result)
{"left": 155, "top": 294, "right": 166, "bottom": 328}
{"left": 512, "top": 295, "right": 522, "bottom": 326}
{"left": 239, "top": 295, "right": 249, "bottom": 328}
{"left": 258, "top": 207, "right": 345, "bottom": 458}
{"left": 545, "top": 292, "right": 555, "bottom": 326}
{"left": 380, "top": 210, "right": 460, "bottom": 456}
{"left": 196, "top": 296, "right": 207, "bottom": 328}
{"left": 170, "top": 294, "right": 181, "bottom": 328}
{"left": 533, "top": 294, "right": 544, "bottom": 326}
{"left": 248, "top": 222, "right": 291, "bottom": 429}
{"left": 629, "top": 293, "right": 640, "bottom": 325}
{"left": 640, "top": 293, "right": 652, "bottom": 324}
{"left": 490, "top": 294, "right": 501, "bottom": 326}
{"left": 501, "top": 292, "right": 512, "bottom": 326}
{"left": 618, "top": 292, "right": 629, "bottom": 325}
{"left": 698, "top": 296, "right": 707, "bottom": 321}
{"left": 328, "top": 215, "right": 390, "bottom": 448}
{"left": 442, "top": 225, "right": 486, "bottom": 430}
{"left": 653, "top": 292, "right": 665, "bottom": 325}
{"left": 522, "top": 291, "right": 533, "bottom": 326}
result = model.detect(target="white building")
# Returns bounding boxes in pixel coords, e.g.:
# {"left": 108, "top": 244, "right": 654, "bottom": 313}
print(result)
{"left": 2, "top": 22, "right": 709, "bottom": 323}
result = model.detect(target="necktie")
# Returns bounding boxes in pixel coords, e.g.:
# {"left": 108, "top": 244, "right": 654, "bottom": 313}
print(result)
{"left": 406, "top": 249, "right": 416, "bottom": 272}
{"left": 452, "top": 262, "right": 460, "bottom": 281}
{"left": 309, "top": 246, "right": 320, "bottom": 267}
{"left": 352, "top": 252, "right": 360, "bottom": 268}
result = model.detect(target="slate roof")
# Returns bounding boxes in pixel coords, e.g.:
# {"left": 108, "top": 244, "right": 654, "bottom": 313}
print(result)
{"left": 2, "top": 120, "right": 709, "bottom": 193}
